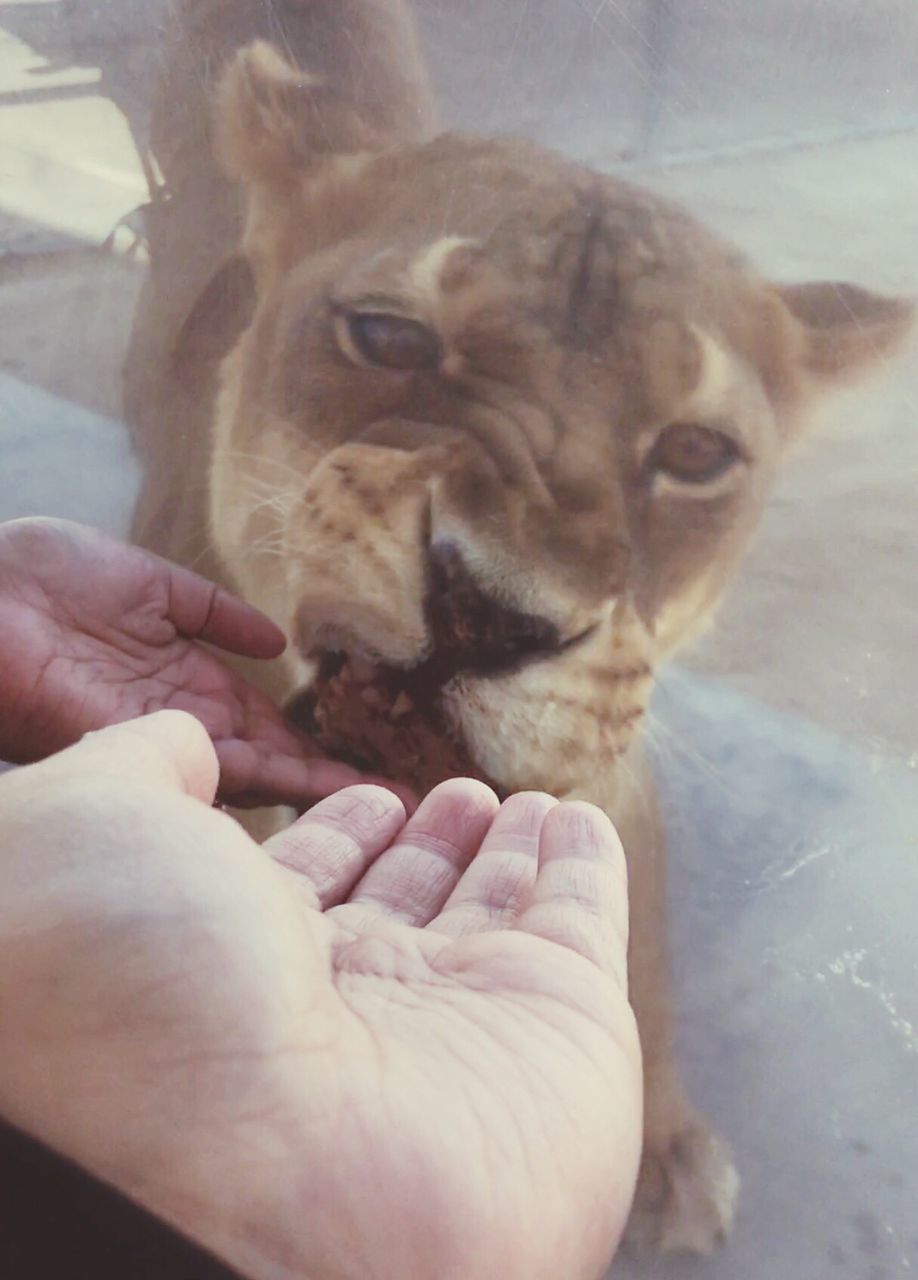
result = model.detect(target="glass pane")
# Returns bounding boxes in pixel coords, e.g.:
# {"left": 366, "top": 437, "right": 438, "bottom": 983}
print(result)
{"left": 1, "top": 3, "right": 915, "bottom": 1275}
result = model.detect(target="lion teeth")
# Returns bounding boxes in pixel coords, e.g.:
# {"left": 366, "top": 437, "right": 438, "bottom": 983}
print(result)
{"left": 390, "top": 691, "right": 414, "bottom": 720}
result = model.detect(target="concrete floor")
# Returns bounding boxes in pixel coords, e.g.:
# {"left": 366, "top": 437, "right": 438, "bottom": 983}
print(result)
{"left": 0, "top": 3, "right": 916, "bottom": 1277}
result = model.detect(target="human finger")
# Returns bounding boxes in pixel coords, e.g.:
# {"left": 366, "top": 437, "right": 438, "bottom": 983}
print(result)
{"left": 339, "top": 779, "right": 499, "bottom": 925}
{"left": 163, "top": 676, "right": 418, "bottom": 811}
{"left": 513, "top": 801, "right": 629, "bottom": 991}
{"left": 162, "top": 558, "right": 287, "bottom": 659}
{"left": 215, "top": 739, "right": 416, "bottom": 810}
{"left": 430, "top": 791, "right": 557, "bottom": 937}
{"left": 263, "top": 785, "right": 407, "bottom": 907}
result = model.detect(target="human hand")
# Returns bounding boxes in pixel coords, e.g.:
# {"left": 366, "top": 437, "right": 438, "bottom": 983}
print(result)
{"left": 0, "top": 712, "right": 641, "bottom": 1280}
{"left": 0, "top": 517, "right": 408, "bottom": 808}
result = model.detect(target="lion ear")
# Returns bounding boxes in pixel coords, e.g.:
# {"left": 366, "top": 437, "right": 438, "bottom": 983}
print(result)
{"left": 776, "top": 281, "right": 913, "bottom": 385}
{"left": 215, "top": 41, "right": 384, "bottom": 187}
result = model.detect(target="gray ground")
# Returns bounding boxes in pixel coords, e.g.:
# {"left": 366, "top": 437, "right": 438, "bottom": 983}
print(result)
{"left": 0, "top": 2, "right": 916, "bottom": 1276}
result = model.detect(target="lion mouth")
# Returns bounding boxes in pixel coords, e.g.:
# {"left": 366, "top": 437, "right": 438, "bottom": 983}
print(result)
{"left": 285, "top": 651, "right": 496, "bottom": 797}
{"left": 285, "top": 618, "right": 594, "bottom": 798}
{"left": 285, "top": 549, "right": 597, "bottom": 797}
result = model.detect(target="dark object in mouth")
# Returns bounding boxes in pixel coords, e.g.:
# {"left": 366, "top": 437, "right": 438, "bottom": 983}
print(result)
{"left": 286, "top": 653, "right": 496, "bottom": 798}
{"left": 285, "top": 545, "right": 584, "bottom": 798}
{"left": 428, "top": 541, "right": 564, "bottom": 676}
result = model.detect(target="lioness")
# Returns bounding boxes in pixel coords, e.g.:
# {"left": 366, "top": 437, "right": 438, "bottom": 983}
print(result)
{"left": 124, "top": 0, "right": 911, "bottom": 1257}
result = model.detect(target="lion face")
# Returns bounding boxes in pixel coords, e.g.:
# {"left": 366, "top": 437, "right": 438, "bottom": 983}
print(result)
{"left": 208, "top": 44, "right": 910, "bottom": 798}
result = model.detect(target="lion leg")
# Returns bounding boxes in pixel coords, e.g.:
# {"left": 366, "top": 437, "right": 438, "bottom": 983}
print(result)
{"left": 613, "top": 762, "right": 739, "bottom": 1255}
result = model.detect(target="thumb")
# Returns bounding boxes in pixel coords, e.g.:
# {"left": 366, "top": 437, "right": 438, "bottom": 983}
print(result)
{"left": 65, "top": 711, "right": 220, "bottom": 804}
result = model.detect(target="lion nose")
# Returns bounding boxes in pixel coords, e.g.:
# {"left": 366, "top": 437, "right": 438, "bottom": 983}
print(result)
{"left": 427, "top": 540, "right": 561, "bottom": 673}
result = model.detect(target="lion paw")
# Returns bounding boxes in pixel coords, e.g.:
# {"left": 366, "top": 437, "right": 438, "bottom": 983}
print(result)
{"left": 624, "top": 1120, "right": 739, "bottom": 1255}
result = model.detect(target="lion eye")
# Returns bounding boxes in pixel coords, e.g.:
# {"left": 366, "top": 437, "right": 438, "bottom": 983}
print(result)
{"left": 646, "top": 422, "right": 742, "bottom": 484}
{"left": 345, "top": 312, "right": 441, "bottom": 371}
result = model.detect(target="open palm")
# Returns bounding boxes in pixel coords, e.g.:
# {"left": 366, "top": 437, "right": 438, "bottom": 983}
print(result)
{"left": 0, "top": 713, "right": 641, "bottom": 1280}
{"left": 0, "top": 518, "right": 407, "bottom": 806}
{"left": 270, "top": 783, "right": 642, "bottom": 1280}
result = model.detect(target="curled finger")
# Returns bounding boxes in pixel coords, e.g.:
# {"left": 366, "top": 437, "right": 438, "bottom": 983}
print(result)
{"left": 263, "top": 785, "right": 407, "bottom": 907}
{"left": 342, "top": 778, "right": 499, "bottom": 925}
{"left": 514, "top": 801, "right": 629, "bottom": 992}
{"left": 431, "top": 791, "right": 557, "bottom": 937}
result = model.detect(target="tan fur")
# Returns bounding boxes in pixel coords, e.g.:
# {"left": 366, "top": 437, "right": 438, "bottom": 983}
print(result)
{"left": 125, "top": 0, "right": 912, "bottom": 1257}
